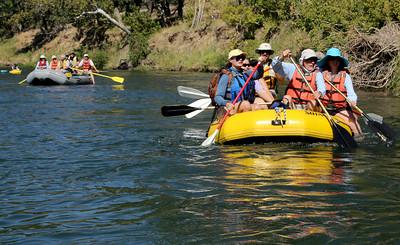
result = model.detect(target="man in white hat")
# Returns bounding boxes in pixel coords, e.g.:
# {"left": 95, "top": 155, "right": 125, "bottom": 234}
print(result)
{"left": 254, "top": 42, "right": 282, "bottom": 98}
{"left": 78, "top": 53, "right": 98, "bottom": 73}
{"left": 271, "top": 48, "right": 326, "bottom": 110}
{"left": 35, "top": 54, "right": 49, "bottom": 70}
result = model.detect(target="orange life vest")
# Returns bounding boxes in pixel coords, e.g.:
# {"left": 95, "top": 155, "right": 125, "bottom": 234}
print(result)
{"left": 82, "top": 59, "right": 91, "bottom": 71}
{"left": 285, "top": 67, "right": 317, "bottom": 104}
{"left": 38, "top": 60, "right": 47, "bottom": 69}
{"left": 321, "top": 71, "right": 348, "bottom": 109}
{"left": 50, "top": 60, "right": 58, "bottom": 70}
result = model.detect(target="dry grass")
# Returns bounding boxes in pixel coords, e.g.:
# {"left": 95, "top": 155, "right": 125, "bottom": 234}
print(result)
{"left": 0, "top": 26, "right": 128, "bottom": 68}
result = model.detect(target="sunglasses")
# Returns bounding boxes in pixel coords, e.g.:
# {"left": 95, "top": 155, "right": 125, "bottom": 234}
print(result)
{"left": 259, "top": 51, "right": 273, "bottom": 55}
{"left": 304, "top": 58, "right": 317, "bottom": 63}
{"left": 234, "top": 55, "right": 246, "bottom": 61}
{"left": 242, "top": 63, "right": 250, "bottom": 67}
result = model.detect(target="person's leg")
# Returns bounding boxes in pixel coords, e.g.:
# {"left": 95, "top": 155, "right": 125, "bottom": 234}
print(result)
{"left": 235, "top": 100, "right": 251, "bottom": 113}
{"left": 335, "top": 110, "right": 362, "bottom": 137}
{"left": 253, "top": 97, "right": 268, "bottom": 110}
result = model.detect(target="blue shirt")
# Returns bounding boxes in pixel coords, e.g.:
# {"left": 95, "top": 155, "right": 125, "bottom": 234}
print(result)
{"left": 214, "top": 65, "right": 263, "bottom": 106}
{"left": 271, "top": 57, "right": 326, "bottom": 96}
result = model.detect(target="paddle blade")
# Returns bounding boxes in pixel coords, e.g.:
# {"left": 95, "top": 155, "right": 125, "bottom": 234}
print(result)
{"left": 18, "top": 79, "right": 27, "bottom": 85}
{"left": 177, "top": 86, "right": 209, "bottom": 99}
{"left": 185, "top": 98, "right": 212, "bottom": 118}
{"left": 201, "top": 129, "right": 219, "bottom": 147}
{"left": 112, "top": 76, "right": 124, "bottom": 83}
{"left": 161, "top": 105, "right": 198, "bottom": 117}
{"left": 367, "top": 119, "right": 396, "bottom": 144}
{"left": 332, "top": 123, "right": 357, "bottom": 149}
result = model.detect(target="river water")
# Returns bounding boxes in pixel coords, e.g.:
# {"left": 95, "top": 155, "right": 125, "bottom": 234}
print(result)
{"left": 1, "top": 71, "right": 400, "bottom": 244}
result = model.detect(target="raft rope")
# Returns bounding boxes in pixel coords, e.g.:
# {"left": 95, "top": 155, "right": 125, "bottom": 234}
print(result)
{"left": 274, "top": 107, "right": 287, "bottom": 127}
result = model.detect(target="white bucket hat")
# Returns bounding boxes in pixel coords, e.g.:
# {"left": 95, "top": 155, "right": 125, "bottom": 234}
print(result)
{"left": 40, "top": 54, "right": 46, "bottom": 59}
{"left": 83, "top": 54, "right": 89, "bottom": 57}
{"left": 255, "top": 43, "right": 274, "bottom": 54}
{"left": 51, "top": 55, "right": 57, "bottom": 59}
{"left": 299, "top": 49, "right": 318, "bottom": 63}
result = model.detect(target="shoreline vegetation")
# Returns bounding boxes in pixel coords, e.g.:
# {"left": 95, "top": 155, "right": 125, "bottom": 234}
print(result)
{"left": 1, "top": 0, "right": 400, "bottom": 94}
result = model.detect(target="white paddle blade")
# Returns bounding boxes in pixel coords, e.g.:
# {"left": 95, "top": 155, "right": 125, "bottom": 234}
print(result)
{"left": 201, "top": 129, "right": 219, "bottom": 147}
{"left": 188, "top": 98, "right": 211, "bottom": 108}
{"left": 177, "top": 86, "right": 209, "bottom": 99}
{"left": 185, "top": 98, "right": 212, "bottom": 119}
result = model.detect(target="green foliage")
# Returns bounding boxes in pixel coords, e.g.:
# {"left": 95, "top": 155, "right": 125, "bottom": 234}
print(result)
{"left": 124, "top": 9, "right": 159, "bottom": 67}
{"left": 221, "top": 4, "right": 263, "bottom": 40}
{"left": 92, "top": 50, "right": 108, "bottom": 70}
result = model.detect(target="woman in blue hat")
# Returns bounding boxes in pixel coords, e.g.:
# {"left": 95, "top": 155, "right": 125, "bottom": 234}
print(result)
{"left": 317, "top": 47, "right": 362, "bottom": 137}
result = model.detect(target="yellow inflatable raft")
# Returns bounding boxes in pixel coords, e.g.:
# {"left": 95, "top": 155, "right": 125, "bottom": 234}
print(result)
{"left": 10, "top": 69, "right": 22, "bottom": 75}
{"left": 207, "top": 109, "right": 353, "bottom": 144}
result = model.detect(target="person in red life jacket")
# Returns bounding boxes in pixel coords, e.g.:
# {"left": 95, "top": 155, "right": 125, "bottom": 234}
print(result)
{"left": 271, "top": 49, "right": 326, "bottom": 111}
{"left": 35, "top": 54, "right": 49, "bottom": 70}
{"left": 214, "top": 49, "right": 265, "bottom": 115}
{"left": 317, "top": 47, "right": 362, "bottom": 137}
{"left": 77, "top": 54, "right": 98, "bottom": 73}
{"left": 50, "top": 55, "right": 60, "bottom": 70}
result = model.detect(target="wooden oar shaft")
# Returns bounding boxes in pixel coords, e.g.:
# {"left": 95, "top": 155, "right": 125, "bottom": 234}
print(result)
{"left": 323, "top": 78, "right": 364, "bottom": 115}
{"left": 289, "top": 57, "right": 333, "bottom": 121}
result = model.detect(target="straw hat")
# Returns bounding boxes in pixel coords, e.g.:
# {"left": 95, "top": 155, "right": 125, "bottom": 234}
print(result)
{"left": 228, "top": 49, "right": 246, "bottom": 60}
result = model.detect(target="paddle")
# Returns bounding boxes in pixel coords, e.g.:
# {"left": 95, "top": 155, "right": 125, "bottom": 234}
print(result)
{"left": 72, "top": 67, "right": 124, "bottom": 83}
{"left": 177, "top": 86, "right": 209, "bottom": 99}
{"left": 289, "top": 57, "right": 357, "bottom": 149}
{"left": 18, "top": 79, "right": 27, "bottom": 85}
{"left": 201, "top": 62, "right": 262, "bottom": 147}
{"left": 185, "top": 98, "right": 212, "bottom": 118}
{"left": 161, "top": 104, "right": 212, "bottom": 117}
{"left": 323, "top": 78, "right": 395, "bottom": 144}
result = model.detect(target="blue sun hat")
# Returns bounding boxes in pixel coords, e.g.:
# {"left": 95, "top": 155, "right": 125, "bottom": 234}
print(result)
{"left": 317, "top": 47, "right": 349, "bottom": 70}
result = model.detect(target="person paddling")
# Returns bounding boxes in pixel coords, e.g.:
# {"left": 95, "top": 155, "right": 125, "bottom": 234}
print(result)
{"left": 272, "top": 49, "right": 326, "bottom": 111}
{"left": 78, "top": 54, "right": 98, "bottom": 73}
{"left": 77, "top": 54, "right": 98, "bottom": 84}
{"left": 214, "top": 49, "right": 265, "bottom": 116}
{"left": 35, "top": 55, "right": 49, "bottom": 70}
{"left": 317, "top": 47, "right": 362, "bottom": 137}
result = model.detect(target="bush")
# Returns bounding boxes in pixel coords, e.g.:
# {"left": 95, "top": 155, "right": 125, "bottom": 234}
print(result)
{"left": 92, "top": 50, "right": 108, "bottom": 70}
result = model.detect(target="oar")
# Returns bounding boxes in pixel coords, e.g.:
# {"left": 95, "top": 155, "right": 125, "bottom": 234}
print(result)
{"left": 177, "top": 86, "right": 209, "bottom": 99}
{"left": 201, "top": 62, "right": 262, "bottom": 147}
{"left": 72, "top": 68, "right": 124, "bottom": 83}
{"left": 323, "top": 78, "right": 395, "bottom": 144}
{"left": 18, "top": 79, "right": 27, "bottom": 85}
{"left": 289, "top": 57, "right": 357, "bottom": 149}
{"left": 161, "top": 104, "right": 213, "bottom": 117}
{"left": 185, "top": 98, "right": 212, "bottom": 118}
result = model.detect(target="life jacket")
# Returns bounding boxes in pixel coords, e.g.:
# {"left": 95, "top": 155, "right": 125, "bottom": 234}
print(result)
{"left": 61, "top": 60, "right": 69, "bottom": 69}
{"left": 229, "top": 68, "right": 255, "bottom": 104}
{"left": 321, "top": 71, "right": 348, "bottom": 109}
{"left": 82, "top": 59, "right": 91, "bottom": 71}
{"left": 50, "top": 60, "right": 58, "bottom": 70}
{"left": 285, "top": 66, "right": 317, "bottom": 104}
{"left": 263, "top": 64, "right": 277, "bottom": 91}
{"left": 208, "top": 69, "right": 233, "bottom": 106}
{"left": 38, "top": 60, "right": 47, "bottom": 69}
